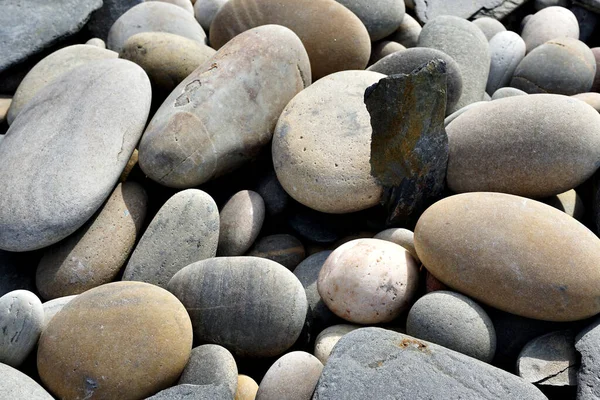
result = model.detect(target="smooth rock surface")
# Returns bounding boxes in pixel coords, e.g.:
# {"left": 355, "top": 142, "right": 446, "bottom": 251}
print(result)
{"left": 491, "top": 87, "right": 527, "bottom": 99}
{"left": 0, "top": 362, "right": 54, "bottom": 400}
{"left": 0, "top": 97, "right": 10, "bottom": 124}
{"left": 0, "top": 59, "right": 151, "bottom": 252}
{"left": 369, "top": 41, "right": 406, "bottom": 65}
{"left": 388, "top": 13, "right": 421, "bottom": 48}
{"left": 511, "top": 38, "right": 596, "bottom": 95}
{"left": 543, "top": 189, "right": 585, "bottom": 220}
{"left": 413, "top": 0, "right": 506, "bottom": 22}
{"left": 139, "top": 25, "right": 310, "bottom": 188}
{"left": 37, "top": 182, "right": 147, "bottom": 299}
{"left": 218, "top": 190, "right": 265, "bottom": 256}
{"left": 521, "top": 6, "right": 579, "bottom": 53}
{"left": 256, "top": 351, "right": 323, "bottom": 400}
{"left": 168, "top": 257, "right": 308, "bottom": 357}
{"left": 314, "top": 324, "right": 361, "bottom": 364}
{"left": 272, "top": 70, "right": 384, "bottom": 214}
{"left": 418, "top": 15, "right": 490, "bottom": 113}
{"left": 446, "top": 94, "right": 600, "bottom": 197}
{"left": 107, "top": 2, "right": 207, "bottom": 53}
{"left": 37, "top": 282, "right": 193, "bottom": 400}
{"left": 473, "top": 0, "right": 530, "bottom": 19}
{"left": 120, "top": 32, "right": 216, "bottom": 95}
{"left": 592, "top": 48, "right": 600, "bottom": 91}
{"left": 87, "top": 0, "right": 144, "bottom": 40}
{"left": 235, "top": 375, "right": 258, "bottom": 400}
{"left": 318, "top": 239, "right": 419, "bottom": 324}
{"left": 8, "top": 45, "right": 118, "bottom": 124}
{"left": 255, "top": 172, "right": 289, "bottom": 217}
{"left": 147, "top": 384, "right": 233, "bottom": 400}
{"left": 335, "top": 0, "right": 405, "bottom": 41}
{"left": 414, "top": 192, "right": 600, "bottom": 321}
{"left": 573, "top": 92, "right": 600, "bottom": 112}
{"left": 247, "top": 234, "right": 305, "bottom": 270}
{"left": 473, "top": 17, "right": 506, "bottom": 40}
{"left": 406, "top": 291, "right": 496, "bottom": 362}
{"left": 194, "top": 0, "right": 229, "bottom": 31}
{"left": 0, "top": 290, "right": 44, "bottom": 367}
{"left": 179, "top": 345, "right": 238, "bottom": 395}
{"left": 209, "top": 0, "right": 371, "bottom": 79}
{"left": 148, "top": 0, "right": 195, "bottom": 14}
{"left": 576, "top": 317, "right": 600, "bottom": 399}
{"left": 41, "top": 295, "right": 77, "bottom": 330}
{"left": 86, "top": 38, "right": 106, "bottom": 48}
{"left": 313, "top": 328, "right": 547, "bottom": 399}
{"left": 486, "top": 31, "right": 526, "bottom": 95}
{"left": 122, "top": 189, "right": 219, "bottom": 288}
{"left": 373, "top": 228, "right": 418, "bottom": 261}
{"left": 0, "top": 0, "right": 103, "bottom": 74}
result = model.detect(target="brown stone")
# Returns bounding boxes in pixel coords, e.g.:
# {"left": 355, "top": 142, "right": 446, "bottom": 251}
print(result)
{"left": 235, "top": 375, "right": 258, "bottom": 400}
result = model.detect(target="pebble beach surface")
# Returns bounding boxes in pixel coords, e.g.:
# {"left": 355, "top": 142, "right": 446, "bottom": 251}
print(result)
{"left": 1, "top": 0, "right": 600, "bottom": 399}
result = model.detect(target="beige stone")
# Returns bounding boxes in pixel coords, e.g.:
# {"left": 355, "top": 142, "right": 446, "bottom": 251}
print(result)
{"left": 314, "top": 324, "right": 360, "bottom": 364}
{"left": 573, "top": 92, "right": 600, "bottom": 112}
{"left": 218, "top": 190, "right": 265, "bottom": 256}
{"left": 542, "top": 189, "right": 585, "bottom": 220}
{"left": 374, "top": 228, "right": 418, "bottom": 261}
{"left": 256, "top": 351, "right": 323, "bottom": 400}
{"left": 0, "top": 96, "right": 10, "bottom": 124}
{"left": 235, "top": 375, "right": 258, "bottom": 400}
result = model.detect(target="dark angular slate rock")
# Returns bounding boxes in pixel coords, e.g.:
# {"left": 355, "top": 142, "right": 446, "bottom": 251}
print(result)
{"left": 0, "top": 0, "right": 103, "bottom": 74}
{"left": 364, "top": 60, "right": 448, "bottom": 226}
{"left": 145, "top": 384, "right": 233, "bottom": 400}
{"left": 313, "top": 327, "right": 547, "bottom": 400}
{"left": 87, "top": 0, "right": 144, "bottom": 41}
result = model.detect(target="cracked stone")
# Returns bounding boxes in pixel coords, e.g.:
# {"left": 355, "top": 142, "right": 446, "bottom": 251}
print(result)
{"left": 365, "top": 59, "right": 448, "bottom": 226}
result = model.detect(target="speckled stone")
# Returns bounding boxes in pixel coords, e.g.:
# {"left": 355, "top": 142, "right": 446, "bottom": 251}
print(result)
{"left": 235, "top": 375, "right": 259, "bottom": 400}
{"left": 122, "top": 189, "right": 219, "bottom": 288}
{"left": 168, "top": 257, "right": 308, "bottom": 357}
{"left": 37, "top": 282, "right": 193, "bottom": 400}
{"left": 486, "top": 31, "right": 526, "bottom": 95}
{"left": 179, "top": 345, "right": 238, "bottom": 395}
{"left": 314, "top": 324, "right": 361, "bottom": 364}
{"left": 247, "top": 234, "right": 305, "bottom": 270}
{"left": 388, "top": 13, "right": 421, "bottom": 48}
{"left": 335, "top": 0, "right": 405, "bottom": 41}
{"left": 194, "top": 0, "right": 229, "bottom": 31}
{"left": 415, "top": 192, "right": 600, "bottom": 321}
{"left": 209, "top": 0, "right": 371, "bottom": 79}
{"left": 0, "top": 362, "right": 54, "bottom": 400}
{"left": 473, "top": 17, "right": 506, "bottom": 40}
{"left": 218, "top": 190, "right": 265, "bottom": 256}
{"left": 256, "top": 351, "right": 323, "bottom": 400}
{"left": 318, "top": 239, "right": 419, "bottom": 324}
{"left": 521, "top": 6, "right": 579, "bottom": 53}
{"left": 0, "top": 290, "right": 44, "bottom": 367}
{"left": 36, "top": 182, "right": 147, "bottom": 300}
{"left": 406, "top": 291, "right": 496, "bottom": 362}
{"left": 272, "top": 70, "right": 384, "bottom": 214}
{"left": 107, "top": 2, "right": 207, "bottom": 53}
{"left": 373, "top": 228, "right": 418, "bottom": 261}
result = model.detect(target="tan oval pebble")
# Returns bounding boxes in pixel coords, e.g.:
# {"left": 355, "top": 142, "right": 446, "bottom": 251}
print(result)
{"left": 256, "top": 351, "right": 323, "bottom": 400}
{"left": 119, "top": 148, "right": 139, "bottom": 182}
{"left": 235, "top": 375, "right": 259, "bottom": 400}
{"left": 317, "top": 239, "right": 419, "bottom": 324}
{"left": 218, "top": 190, "right": 265, "bottom": 256}
{"left": 272, "top": 70, "right": 384, "bottom": 214}
{"left": 314, "top": 324, "right": 361, "bottom": 364}
{"left": 209, "top": 0, "right": 370, "bottom": 79}
{"left": 414, "top": 192, "right": 600, "bottom": 321}
{"left": 37, "top": 281, "right": 193, "bottom": 400}
{"left": 374, "top": 228, "right": 419, "bottom": 261}
{"left": 247, "top": 234, "right": 305, "bottom": 270}
{"left": 447, "top": 94, "right": 600, "bottom": 197}
{"left": 0, "top": 96, "right": 10, "bottom": 124}
{"left": 36, "top": 182, "right": 147, "bottom": 299}
{"left": 120, "top": 32, "right": 216, "bottom": 94}
{"left": 7, "top": 44, "right": 117, "bottom": 124}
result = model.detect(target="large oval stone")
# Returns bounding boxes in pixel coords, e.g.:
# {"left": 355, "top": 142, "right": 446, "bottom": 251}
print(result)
{"left": 414, "top": 192, "right": 600, "bottom": 321}
{"left": 139, "top": 25, "right": 310, "bottom": 188}
{"left": 446, "top": 94, "right": 600, "bottom": 198}
{"left": 0, "top": 362, "right": 54, "bottom": 400}
{"left": 0, "top": 59, "right": 151, "bottom": 251}
{"left": 37, "top": 281, "right": 193, "bottom": 400}
{"left": 209, "top": 0, "right": 370, "bottom": 79}
{"left": 521, "top": 6, "right": 579, "bottom": 53}
{"left": 168, "top": 256, "right": 307, "bottom": 358}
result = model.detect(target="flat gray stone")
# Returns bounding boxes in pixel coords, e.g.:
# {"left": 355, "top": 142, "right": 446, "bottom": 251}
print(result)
{"left": 474, "top": 0, "right": 531, "bottom": 19}
{"left": 486, "top": 31, "right": 526, "bottom": 95}
{"left": 313, "top": 327, "right": 547, "bottom": 400}
{"left": 146, "top": 384, "right": 233, "bottom": 399}
{"left": 179, "top": 345, "right": 238, "bottom": 395}
{"left": 0, "top": 290, "right": 44, "bottom": 367}
{"left": 0, "top": 362, "right": 54, "bottom": 400}
{"left": 122, "top": 189, "right": 219, "bottom": 288}
{"left": 0, "top": 59, "right": 151, "bottom": 252}
{"left": 576, "top": 317, "right": 600, "bottom": 399}
{"left": 87, "top": 0, "right": 144, "bottom": 41}
{"left": 0, "top": 0, "right": 103, "bottom": 74}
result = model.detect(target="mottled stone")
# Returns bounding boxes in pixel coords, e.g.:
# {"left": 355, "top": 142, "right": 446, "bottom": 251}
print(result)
{"left": 369, "top": 41, "right": 406, "bottom": 65}
{"left": 147, "top": 384, "right": 233, "bottom": 400}
{"left": 491, "top": 87, "right": 527, "bottom": 99}
{"left": 218, "top": 190, "right": 265, "bottom": 256}
{"left": 407, "top": 291, "right": 496, "bottom": 362}
{"left": 194, "top": 0, "right": 229, "bottom": 31}
{"left": 0, "top": 362, "right": 54, "bottom": 400}
{"left": 120, "top": 32, "right": 216, "bottom": 95}
{"left": 474, "top": 0, "right": 530, "bottom": 19}
{"left": 107, "top": 2, "right": 207, "bottom": 53}
{"left": 318, "top": 239, "right": 419, "bottom": 324}
{"left": 543, "top": 189, "right": 585, "bottom": 220}
{"left": 388, "top": 13, "right": 421, "bottom": 48}
{"left": 486, "top": 31, "right": 526, "bottom": 95}
{"left": 247, "top": 234, "right": 305, "bottom": 270}
{"left": 313, "top": 328, "right": 546, "bottom": 399}
{"left": 179, "top": 345, "right": 238, "bottom": 395}
{"left": 122, "top": 189, "right": 219, "bottom": 288}
{"left": 8, "top": 45, "right": 118, "bottom": 124}
{"left": 272, "top": 70, "right": 384, "bottom": 214}
{"left": 521, "top": 6, "right": 579, "bottom": 53}
{"left": 314, "top": 324, "right": 361, "bottom": 364}
{"left": 209, "top": 0, "right": 371, "bottom": 79}
{"left": 446, "top": 94, "right": 600, "bottom": 197}
{"left": 367, "top": 48, "right": 463, "bottom": 113}
{"left": 37, "top": 282, "right": 193, "bottom": 400}
{"left": 256, "top": 352, "right": 323, "bottom": 400}
{"left": 473, "top": 17, "right": 506, "bottom": 40}
{"left": 168, "top": 257, "right": 308, "bottom": 357}
{"left": 0, "top": 290, "right": 44, "bottom": 367}
{"left": 415, "top": 192, "right": 600, "bottom": 321}
{"left": 518, "top": 330, "right": 577, "bottom": 386}
{"left": 0, "top": 0, "right": 103, "bottom": 74}
{"left": 37, "top": 182, "right": 147, "bottom": 300}
{"left": 365, "top": 60, "right": 448, "bottom": 224}
{"left": 418, "top": 16, "right": 490, "bottom": 113}
{"left": 235, "top": 375, "right": 258, "bottom": 400}
{"left": 139, "top": 25, "right": 310, "bottom": 188}
{"left": 0, "top": 59, "right": 151, "bottom": 252}
{"left": 373, "top": 228, "right": 418, "bottom": 261}
{"left": 41, "top": 295, "right": 77, "bottom": 330}
{"left": 87, "top": 0, "right": 144, "bottom": 41}
{"left": 335, "top": 0, "right": 405, "bottom": 41}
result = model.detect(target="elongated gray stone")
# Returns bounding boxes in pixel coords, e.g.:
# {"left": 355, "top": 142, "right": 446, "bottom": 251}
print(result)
{"left": 122, "top": 189, "right": 219, "bottom": 288}
{"left": 486, "top": 31, "right": 526, "bottom": 95}
{"left": 0, "top": 59, "right": 151, "bottom": 252}
{"left": 0, "top": 362, "right": 54, "bottom": 400}
{"left": 365, "top": 60, "right": 448, "bottom": 225}
{"left": 313, "top": 327, "right": 547, "bottom": 399}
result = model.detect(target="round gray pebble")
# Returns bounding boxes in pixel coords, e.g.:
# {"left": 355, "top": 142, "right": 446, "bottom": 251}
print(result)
{"left": 178, "top": 344, "right": 238, "bottom": 395}
{"left": 218, "top": 190, "right": 265, "bottom": 256}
